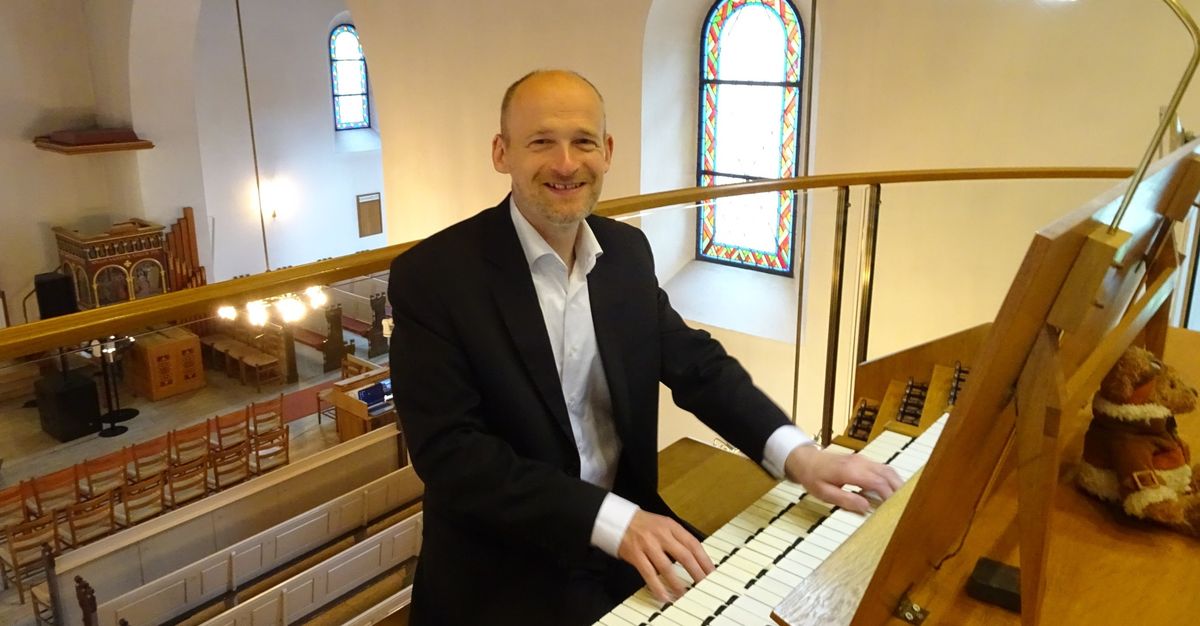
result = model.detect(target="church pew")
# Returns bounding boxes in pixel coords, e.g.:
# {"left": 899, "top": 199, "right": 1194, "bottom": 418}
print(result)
{"left": 46, "top": 425, "right": 405, "bottom": 626}
{"left": 195, "top": 512, "right": 421, "bottom": 626}
{"left": 93, "top": 465, "right": 422, "bottom": 626}
{"left": 342, "top": 586, "right": 413, "bottom": 626}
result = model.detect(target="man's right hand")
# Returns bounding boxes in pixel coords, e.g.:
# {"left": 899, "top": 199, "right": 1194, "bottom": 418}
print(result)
{"left": 617, "top": 510, "right": 715, "bottom": 603}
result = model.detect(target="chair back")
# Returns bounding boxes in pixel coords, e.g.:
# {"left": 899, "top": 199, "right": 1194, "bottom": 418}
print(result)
{"left": 116, "top": 473, "right": 166, "bottom": 527}
{"left": 80, "top": 448, "right": 130, "bottom": 497}
{"left": 209, "top": 442, "right": 251, "bottom": 490}
{"left": 210, "top": 408, "right": 250, "bottom": 451}
{"left": 128, "top": 434, "right": 170, "bottom": 482}
{"left": 0, "top": 483, "right": 27, "bottom": 531}
{"left": 0, "top": 512, "right": 58, "bottom": 603}
{"left": 169, "top": 421, "right": 210, "bottom": 466}
{"left": 28, "top": 465, "right": 81, "bottom": 517}
{"left": 165, "top": 456, "right": 210, "bottom": 508}
{"left": 249, "top": 394, "right": 284, "bottom": 435}
{"left": 58, "top": 494, "right": 116, "bottom": 548}
{"left": 250, "top": 428, "right": 290, "bottom": 474}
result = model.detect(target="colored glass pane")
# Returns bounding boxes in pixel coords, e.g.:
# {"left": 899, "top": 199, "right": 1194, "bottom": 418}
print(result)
{"left": 697, "top": 0, "right": 803, "bottom": 275}
{"left": 330, "top": 25, "right": 371, "bottom": 130}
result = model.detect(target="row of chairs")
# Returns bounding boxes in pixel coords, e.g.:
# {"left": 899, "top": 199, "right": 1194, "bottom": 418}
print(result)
{"left": 0, "top": 396, "right": 290, "bottom": 607}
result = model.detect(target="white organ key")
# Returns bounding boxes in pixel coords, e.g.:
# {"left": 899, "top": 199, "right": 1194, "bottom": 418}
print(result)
{"left": 711, "top": 600, "right": 769, "bottom": 625}
{"left": 774, "top": 481, "right": 806, "bottom": 499}
{"left": 828, "top": 508, "right": 866, "bottom": 530}
{"left": 597, "top": 610, "right": 636, "bottom": 625}
{"left": 623, "top": 590, "right": 665, "bottom": 620}
{"left": 713, "top": 522, "right": 756, "bottom": 546}
{"left": 804, "top": 527, "right": 845, "bottom": 553}
{"left": 750, "top": 572, "right": 794, "bottom": 598}
{"left": 857, "top": 446, "right": 892, "bottom": 463}
{"left": 609, "top": 603, "right": 649, "bottom": 625}
{"left": 740, "top": 577, "right": 785, "bottom": 606}
{"left": 702, "top": 536, "right": 733, "bottom": 559}
{"left": 672, "top": 585, "right": 725, "bottom": 619}
{"left": 824, "top": 443, "right": 856, "bottom": 455}
{"left": 750, "top": 527, "right": 792, "bottom": 553}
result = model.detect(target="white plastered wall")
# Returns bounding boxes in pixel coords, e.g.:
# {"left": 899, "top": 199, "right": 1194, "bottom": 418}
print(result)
{"left": 0, "top": 0, "right": 113, "bottom": 318}
{"left": 345, "top": 0, "right": 652, "bottom": 243}
{"left": 193, "top": 0, "right": 386, "bottom": 280}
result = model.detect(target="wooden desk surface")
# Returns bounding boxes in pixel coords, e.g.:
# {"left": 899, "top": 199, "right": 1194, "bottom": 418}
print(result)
{"left": 657, "top": 437, "right": 776, "bottom": 536}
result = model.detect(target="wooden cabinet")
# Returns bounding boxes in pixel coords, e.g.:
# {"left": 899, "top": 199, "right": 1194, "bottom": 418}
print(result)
{"left": 331, "top": 367, "right": 394, "bottom": 442}
{"left": 127, "top": 327, "right": 206, "bottom": 400}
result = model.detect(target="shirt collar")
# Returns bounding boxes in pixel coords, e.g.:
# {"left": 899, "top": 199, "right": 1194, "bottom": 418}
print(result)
{"left": 509, "top": 197, "right": 603, "bottom": 274}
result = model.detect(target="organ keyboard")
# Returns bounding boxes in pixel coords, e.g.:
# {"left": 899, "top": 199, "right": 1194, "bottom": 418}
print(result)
{"left": 596, "top": 414, "right": 947, "bottom": 626}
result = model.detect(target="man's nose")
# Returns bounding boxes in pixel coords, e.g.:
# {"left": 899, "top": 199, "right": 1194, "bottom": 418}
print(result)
{"left": 549, "top": 144, "right": 578, "bottom": 175}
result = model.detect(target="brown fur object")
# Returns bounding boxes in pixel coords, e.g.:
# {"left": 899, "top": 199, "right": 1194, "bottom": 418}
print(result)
{"left": 1078, "top": 345, "right": 1199, "bottom": 534}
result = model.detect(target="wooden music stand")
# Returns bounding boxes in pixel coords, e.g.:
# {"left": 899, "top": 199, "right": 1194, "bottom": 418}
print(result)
{"left": 774, "top": 142, "right": 1200, "bottom": 626}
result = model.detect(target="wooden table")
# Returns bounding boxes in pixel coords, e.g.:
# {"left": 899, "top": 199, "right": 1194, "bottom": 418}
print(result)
{"left": 657, "top": 438, "right": 776, "bottom": 536}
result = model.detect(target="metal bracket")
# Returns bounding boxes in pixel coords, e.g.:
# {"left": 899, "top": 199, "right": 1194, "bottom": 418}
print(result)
{"left": 894, "top": 594, "right": 929, "bottom": 625}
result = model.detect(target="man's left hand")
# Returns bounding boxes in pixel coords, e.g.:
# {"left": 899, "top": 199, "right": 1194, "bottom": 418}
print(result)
{"left": 783, "top": 444, "right": 903, "bottom": 513}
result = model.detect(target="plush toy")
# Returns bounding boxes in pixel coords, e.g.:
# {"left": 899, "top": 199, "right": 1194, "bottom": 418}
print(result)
{"left": 1077, "top": 345, "right": 1200, "bottom": 535}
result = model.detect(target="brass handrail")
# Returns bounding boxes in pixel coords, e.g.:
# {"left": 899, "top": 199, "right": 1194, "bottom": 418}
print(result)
{"left": 0, "top": 166, "right": 1131, "bottom": 361}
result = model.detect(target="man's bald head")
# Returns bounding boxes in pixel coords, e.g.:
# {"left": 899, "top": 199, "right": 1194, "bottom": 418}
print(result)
{"left": 499, "top": 70, "right": 606, "bottom": 139}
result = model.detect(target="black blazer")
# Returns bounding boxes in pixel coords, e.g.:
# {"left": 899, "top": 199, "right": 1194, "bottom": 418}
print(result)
{"left": 388, "top": 198, "right": 790, "bottom": 625}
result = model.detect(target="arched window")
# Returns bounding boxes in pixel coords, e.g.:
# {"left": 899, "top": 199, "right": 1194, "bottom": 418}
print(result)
{"left": 330, "top": 24, "right": 370, "bottom": 130}
{"left": 697, "top": 0, "right": 804, "bottom": 275}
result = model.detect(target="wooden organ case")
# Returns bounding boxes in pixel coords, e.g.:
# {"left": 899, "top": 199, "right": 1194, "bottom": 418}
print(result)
{"left": 54, "top": 218, "right": 168, "bottom": 309}
{"left": 53, "top": 208, "right": 207, "bottom": 311}
{"left": 771, "top": 144, "right": 1200, "bottom": 625}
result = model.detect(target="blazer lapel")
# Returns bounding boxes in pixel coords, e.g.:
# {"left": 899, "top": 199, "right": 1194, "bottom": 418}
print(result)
{"left": 482, "top": 202, "right": 574, "bottom": 445}
{"left": 586, "top": 240, "right": 634, "bottom": 442}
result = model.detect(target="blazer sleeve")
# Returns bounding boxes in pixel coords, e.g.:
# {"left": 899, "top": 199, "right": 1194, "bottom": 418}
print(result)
{"left": 641, "top": 236, "right": 792, "bottom": 464}
{"left": 388, "top": 251, "right": 607, "bottom": 564}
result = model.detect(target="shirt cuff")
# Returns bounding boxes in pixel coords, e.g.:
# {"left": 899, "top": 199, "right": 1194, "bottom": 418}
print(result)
{"left": 591, "top": 492, "right": 640, "bottom": 558}
{"left": 761, "top": 425, "right": 815, "bottom": 479}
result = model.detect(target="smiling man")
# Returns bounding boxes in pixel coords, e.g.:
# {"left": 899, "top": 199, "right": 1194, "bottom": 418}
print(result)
{"left": 388, "top": 70, "right": 901, "bottom": 626}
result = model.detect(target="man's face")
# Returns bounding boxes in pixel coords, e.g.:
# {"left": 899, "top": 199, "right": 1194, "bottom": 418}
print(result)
{"left": 492, "top": 74, "right": 614, "bottom": 231}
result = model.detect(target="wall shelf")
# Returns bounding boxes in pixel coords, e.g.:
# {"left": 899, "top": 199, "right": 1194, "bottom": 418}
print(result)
{"left": 33, "top": 137, "right": 154, "bottom": 155}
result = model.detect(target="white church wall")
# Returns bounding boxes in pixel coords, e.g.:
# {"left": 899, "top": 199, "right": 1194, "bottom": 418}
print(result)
{"left": 0, "top": 0, "right": 114, "bottom": 318}
{"left": 126, "top": 0, "right": 214, "bottom": 276}
{"left": 346, "top": 0, "right": 652, "bottom": 244}
{"left": 193, "top": 0, "right": 385, "bottom": 281}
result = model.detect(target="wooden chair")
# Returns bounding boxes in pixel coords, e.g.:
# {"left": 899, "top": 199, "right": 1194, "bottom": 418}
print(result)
{"left": 209, "top": 409, "right": 250, "bottom": 451}
{"left": 31, "top": 579, "right": 55, "bottom": 625}
{"left": 0, "top": 483, "right": 27, "bottom": 533}
{"left": 26, "top": 466, "right": 80, "bottom": 518}
{"left": 79, "top": 448, "right": 130, "bottom": 498}
{"left": 169, "top": 421, "right": 211, "bottom": 466}
{"left": 249, "top": 428, "right": 290, "bottom": 475}
{"left": 208, "top": 442, "right": 251, "bottom": 491}
{"left": 127, "top": 434, "right": 170, "bottom": 482}
{"left": 0, "top": 514, "right": 59, "bottom": 603}
{"left": 165, "top": 456, "right": 210, "bottom": 508}
{"left": 57, "top": 494, "right": 116, "bottom": 549}
{"left": 114, "top": 474, "right": 165, "bottom": 528}
{"left": 240, "top": 351, "right": 282, "bottom": 391}
{"left": 249, "top": 393, "right": 284, "bottom": 435}
{"left": 316, "top": 387, "right": 337, "bottom": 425}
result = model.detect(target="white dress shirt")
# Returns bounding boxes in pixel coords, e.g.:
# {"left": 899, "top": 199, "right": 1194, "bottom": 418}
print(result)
{"left": 509, "top": 200, "right": 813, "bottom": 559}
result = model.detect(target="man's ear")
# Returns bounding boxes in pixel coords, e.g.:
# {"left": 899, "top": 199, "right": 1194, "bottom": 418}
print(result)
{"left": 603, "top": 134, "right": 614, "bottom": 172}
{"left": 492, "top": 134, "right": 510, "bottom": 174}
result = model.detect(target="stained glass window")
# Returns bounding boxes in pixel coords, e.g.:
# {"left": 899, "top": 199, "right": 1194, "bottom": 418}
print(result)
{"left": 697, "top": 0, "right": 803, "bottom": 275}
{"left": 330, "top": 24, "right": 370, "bottom": 131}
